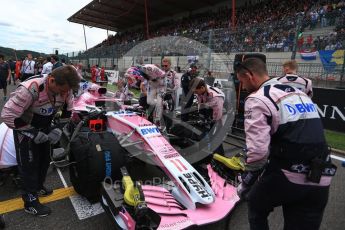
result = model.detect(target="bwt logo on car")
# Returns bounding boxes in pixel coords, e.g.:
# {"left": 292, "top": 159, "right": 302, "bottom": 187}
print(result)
{"left": 284, "top": 103, "right": 316, "bottom": 115}
{"left": 140, "top": 127, "right": 160, "bottom": 135}
{"left": 113, "top": 111, "right": 134, "bottom": 115}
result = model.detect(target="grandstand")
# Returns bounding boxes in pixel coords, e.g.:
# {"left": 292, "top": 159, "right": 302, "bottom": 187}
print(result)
{"left": 65, "top": 0, "right": 345, "bottom": 87}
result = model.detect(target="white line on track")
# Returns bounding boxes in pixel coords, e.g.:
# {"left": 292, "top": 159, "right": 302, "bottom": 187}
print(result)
{"left": 56, "top": 168, "right": 104, "bottom": 220}
{"left": 56, "top": 167, "right": 68, "bottom": 188}
{"left": 330, "top": 154, "right": 345, "bottom": 162}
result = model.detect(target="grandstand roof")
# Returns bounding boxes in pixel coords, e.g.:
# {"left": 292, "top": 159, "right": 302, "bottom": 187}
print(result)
{"left": 68, "top": 0, "right": 227, "bottom": 32}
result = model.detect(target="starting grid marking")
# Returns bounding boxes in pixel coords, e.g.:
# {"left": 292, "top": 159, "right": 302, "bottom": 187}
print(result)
{"left": 56, "top": 168, "right": 104, "bottom": 220}
{"left": 68, "top": 195, "right": 104, "bottom": 220}
{"left": 330, "top": 154, "right": 345, "bottom": 162}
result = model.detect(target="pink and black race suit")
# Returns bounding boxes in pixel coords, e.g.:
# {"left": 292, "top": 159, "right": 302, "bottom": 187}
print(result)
{"left": 196, "top": 85, "right": 225, "bottom": 121}
{"left": 244, "top": 78, "right": 334, "bottom": 186}
{"left": 277, "top": 74, "right": 313, "bottom": 98}
{"left": 1, "top": 74, "right": 74, "bottom": 195}
{"left": 141, "top": 65, "right": 166, "bottom": 125}
{"left": 1, "top": 74, "right": 73, "bottom": 132}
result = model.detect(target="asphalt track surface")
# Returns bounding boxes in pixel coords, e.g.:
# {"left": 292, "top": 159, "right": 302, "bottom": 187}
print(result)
{"left": 1, "top": 83, "right": 344, "bottom": 230}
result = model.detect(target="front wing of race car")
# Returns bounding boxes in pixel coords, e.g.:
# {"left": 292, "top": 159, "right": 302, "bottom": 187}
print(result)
{"left": 143, "top": 165, "right": 239, "bottom": 230}
{"left": 101, "top": 165, "right": 239, "bottom": 230}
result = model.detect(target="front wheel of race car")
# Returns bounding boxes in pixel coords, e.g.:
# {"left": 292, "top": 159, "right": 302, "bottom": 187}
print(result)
{"left": 101, "top": 195, "right": 128, "bottom": 230}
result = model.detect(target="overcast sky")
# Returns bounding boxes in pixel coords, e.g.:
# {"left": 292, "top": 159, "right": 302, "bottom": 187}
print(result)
{"left": 0, "top": 0, "right": 115, "bottom": 55}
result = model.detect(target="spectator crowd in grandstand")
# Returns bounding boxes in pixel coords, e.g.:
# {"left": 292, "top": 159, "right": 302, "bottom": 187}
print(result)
{"left": 78, "top": 0, "right": 345, "bottom": 58}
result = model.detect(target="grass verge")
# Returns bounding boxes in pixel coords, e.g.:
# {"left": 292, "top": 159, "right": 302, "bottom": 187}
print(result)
{"left": 106, "top": 84, "right": 140, "bottom": 98}
{"left": 325, "top": 129, "right": 345, "bottom": 151}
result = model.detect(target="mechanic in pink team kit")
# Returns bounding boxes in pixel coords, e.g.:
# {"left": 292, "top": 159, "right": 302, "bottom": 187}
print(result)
{"left": 235, "top": 57, "right": 336, "bottom": 230}
{"left": 1, "top": 65, "right": 80, "bottom": 217}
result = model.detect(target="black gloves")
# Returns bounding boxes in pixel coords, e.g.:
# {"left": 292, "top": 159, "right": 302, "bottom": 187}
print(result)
{"left": 47, "top": 128, "right": 63, "bottom": 144}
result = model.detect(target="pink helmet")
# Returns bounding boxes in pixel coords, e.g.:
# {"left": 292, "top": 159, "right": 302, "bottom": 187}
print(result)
{"left": 88, "top": 83, "right": 107, "bottom": 96}
{"left": 140, "top": 64, "right": 165, "bottom": 80}
{"left": 124, "top": 64, "right": 165, "bottom": 82}
{"left": 124, "top": 66, "right": 144, "bottom": 81}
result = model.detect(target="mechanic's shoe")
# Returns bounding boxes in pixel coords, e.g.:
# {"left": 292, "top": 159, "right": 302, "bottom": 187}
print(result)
{"left": 37, "top": 186, "right": 53, "bottom": 197}
{"left": 23, "top": 194, "right": 51, "bottom": 217}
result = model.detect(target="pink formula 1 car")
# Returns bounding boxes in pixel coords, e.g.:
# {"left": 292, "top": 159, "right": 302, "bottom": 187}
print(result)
{"left": 69, "top": 83, "right": 242, "bottom": 230}
{"left": 0, "top": 82, "right": 241, "bottom": 229}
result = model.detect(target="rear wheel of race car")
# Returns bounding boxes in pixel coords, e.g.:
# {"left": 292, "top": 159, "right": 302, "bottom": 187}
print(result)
{"left": 100, "top": 195, "right": 127, "bottom": 230}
